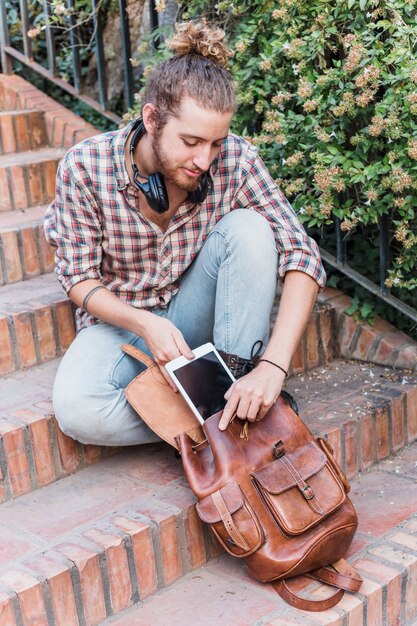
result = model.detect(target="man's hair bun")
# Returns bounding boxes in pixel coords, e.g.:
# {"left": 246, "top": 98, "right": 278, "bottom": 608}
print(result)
{"left": 167, "top": 20, "right": 233, "bottom": 68}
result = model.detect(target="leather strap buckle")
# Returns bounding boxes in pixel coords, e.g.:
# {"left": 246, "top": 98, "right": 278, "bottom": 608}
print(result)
{"left": 302, "top": 485, "right": 315, "bottom": 500}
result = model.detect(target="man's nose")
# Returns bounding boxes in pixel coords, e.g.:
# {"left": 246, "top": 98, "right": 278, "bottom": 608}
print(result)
{"left": 192, "top": 146, "right": 212, "bottom": 172}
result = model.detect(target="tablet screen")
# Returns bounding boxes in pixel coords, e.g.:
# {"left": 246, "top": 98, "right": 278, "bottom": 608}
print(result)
{"left": 173, "top": 350, "right": 234, "bottom": 420}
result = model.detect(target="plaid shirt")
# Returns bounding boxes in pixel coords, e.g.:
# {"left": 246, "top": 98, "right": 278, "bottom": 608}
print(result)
{"left": 45, "top": 122, "right": 326, "bottom": 330}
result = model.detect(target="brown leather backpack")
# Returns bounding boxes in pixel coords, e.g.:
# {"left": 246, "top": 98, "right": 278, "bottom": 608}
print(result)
{"left": 123, "top": 345, "right": 362, "bottom": 611}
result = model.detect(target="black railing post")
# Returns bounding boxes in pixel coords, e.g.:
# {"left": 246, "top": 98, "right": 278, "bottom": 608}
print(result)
{"left": 149, "top": 0, "right": 160, "bottom": 48}
{"left": 0, "top": 1, "right": 12, "bottom": 73}
{"left": 118, "top": 0, "right": 134, "bottom": 110}
{"left": 67, "top": 0, "right": 81, "bottom": 92}
{"left": 379, "top": 213, "right": 390, "bottom": 295}
{"left": 334, "top": 216, "right": 347, "bottom": 265}
{"left": 19, "top": 0, "right": 33, "bottom": 60}
{"left": 43, "top": 0, "right": 57, "bottom": 76}
{"left": 92, "top": 0, "right": 107, "bottom": 110}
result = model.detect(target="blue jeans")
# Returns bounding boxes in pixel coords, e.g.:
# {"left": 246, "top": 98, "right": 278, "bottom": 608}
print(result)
{"left": 53, "top": 210, "right": 278, "bottom": 445}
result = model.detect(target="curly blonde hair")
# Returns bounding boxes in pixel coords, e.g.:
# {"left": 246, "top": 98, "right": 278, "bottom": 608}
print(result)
{"left": 141, "top": 20, "right": 236, "bottom": 123}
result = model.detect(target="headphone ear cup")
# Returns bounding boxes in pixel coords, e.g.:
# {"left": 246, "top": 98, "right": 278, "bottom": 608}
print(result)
{"left": 147, "top": 173, "right": 169, "bottom": 213}
{"left": 188, "top": 172, "right": 212, "bottom": 205}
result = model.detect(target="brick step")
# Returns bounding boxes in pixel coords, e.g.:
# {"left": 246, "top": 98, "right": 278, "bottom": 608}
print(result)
{"left": 0, "top": 205, "right": 54, "bottom": 285}
{"left": 0, "top": 147, "right": 65, "bottom": 212}
{"left": 0, "top": 110, "right": 49, "bottom": 154}
{"left": 1, "top": 438, "right": 417, "bottom": 626}
{"left": 0, "top": 355, "right": 415, "bottom": 514}
{"left": 0, "top": 273, "right": 75, "bottom": 374}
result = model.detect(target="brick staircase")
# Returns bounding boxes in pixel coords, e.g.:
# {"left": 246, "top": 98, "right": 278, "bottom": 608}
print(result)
{"left": 1, "top": 73, "right": 417, "bottom": 626}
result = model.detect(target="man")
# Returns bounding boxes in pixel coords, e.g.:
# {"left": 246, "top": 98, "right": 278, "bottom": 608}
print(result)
{"left": 45, "top": 21, "right": 325, "bottom": 446}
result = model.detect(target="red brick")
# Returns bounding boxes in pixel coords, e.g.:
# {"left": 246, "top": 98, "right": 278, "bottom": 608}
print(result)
{"left": 0, "top": 114, "right": 16, "bottom": 153}
{"left": 9, "top": 165, "right": 28, "bottom": 210}
{"left": 318, "top": 307, "right": 335, "bottom": 363}
{"left": 290, "top": 339, "right": 305, "bottom": 375}
{"left": 12, "top": 311, "right": 37, "bottom": 368}
{"left": 359, "top": 411, "right": 374, "bottom": 470}
{"left": 407, "top": 386, "right": 417, "bottom": 442}
{"left": 209, "top": 529, "right": 224, "bottom": 558}
{"left": 360, "top": 578, "right": 383, "bottom": 626}
{"left": 326, "top": 427, "right": 343, "bottom": 468}
{"left": 394, "top": 345, "right": 417, "bottom": 370}
{"left": 2, "top": 427, "right": 32, "bottom": 496}
{"left": 344, "top": 420, "right": 358, "bottom": 478}
{"left": 337, "top": 315, "right": 358, "bottom": 358}
{"left": 353, "top": 558, "right": 401, "bottom": 626}
{"left": 36, "top": 224, "right": 55, "bottom": 273}
{"left": 12, "top": 409, "right": 56, "bottom": 486}
{"left": 352, "top": 324, "right": 375, "bottom": 361}
{"left": 139, "top": 502, "right": 183, "bottom": 586}
{"left": 112, "top": 515, "right": 158, "bottom": 600}
{"left": 2, "top": 231, "right": 22, "bottom": 282}
{"left": 0, "top": 569, "right": 48, "bottom": 626}
{"left": 28, "top": 161, "right": 44, "bottom": 206}
{"left": 52, "top": 115, "right": 67, "bottom": 146}
{"left": 390, "top": 395, "right": 405, "bottom": 452}
{"left": 0, "top": 590, "right": 16, "bottom": 626}
{"left": 55, "top": 300, "right": 76, "bottom": 351}
{"left": 24, "top": 554, "right": 78, "bottom": 626}
{"left": 184, "top": 505, "right": 206, "bottom": 569}
{"left": 83, "top": 527, "right": 132, "bottom": 613}
{"left": 405, "top": 560, "right": 417, "bottom": 623}
{"left": 306, "top": 317, "right": 319, "bottom": 369}
{"left": 83, "top": 444, "right": 102, "bottom": 465}
{"left": 55, "top": 543, "right": 106, "bottom": 625}
{"left": 337, "top": 592, "right": 364, "bottom": 626}
{"left": 13, "top": 113, "right": 30, "bottom": 151}
{"left": 54, "top": 417, "right": 80, "bottom": 473}
{"left": 43, "top": 159, "right": 59, "bottom": 200}
{"left": 34, "top": 306, "right": 56, "bottom": 361}
{"left": 20, "top": 227, "right": 40, "bottom": 278}
{"left": 0, "top": 169, "right": 12, "bottom": 211}
{"left": 0, "top": 316, "right": 15, "bottom": 374}
{"left": 374, "top": 404, "right": 390, "bottom": 460}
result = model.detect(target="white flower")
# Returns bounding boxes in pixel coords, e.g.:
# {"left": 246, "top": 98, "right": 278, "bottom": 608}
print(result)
{"left": 54, "top": 3, "right": 66, "bottom": 15}
{"left": 299, "top": 207, "right": 306, "bottom": 214}
{"left": 282, "top": 42, "right": 290, "bottom": 50}
{"left": 393, "top": 277, "right": 401, "bottom": 285}
{"left": 282, "top": 158, "right": 287, "bottom": 164}
{"left": 366, "top": 12, "right": 371, "bottom": 17}
{"left": 364, "top": 199, "right": 371, "bottom": 206}
{"left": 292, "top": 64, "right": 299, "bottom": 75}
{"left": 330, "top": 131, "right": 336, "bottom": 137}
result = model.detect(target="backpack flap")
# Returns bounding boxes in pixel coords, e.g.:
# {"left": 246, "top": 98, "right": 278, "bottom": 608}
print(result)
{"left": 251, "top": 441, "right": 346, "bottom": 536}
{"left": 196, "top": 482, "right": 264, "bottom": 557}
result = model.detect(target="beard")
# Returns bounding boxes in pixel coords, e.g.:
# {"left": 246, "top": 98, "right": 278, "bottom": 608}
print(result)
{"left": 152, "top": 132, "right": 202, "bottom": 193}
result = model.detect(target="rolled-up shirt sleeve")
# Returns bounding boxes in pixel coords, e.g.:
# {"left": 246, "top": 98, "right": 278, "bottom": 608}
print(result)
{"left": 232, "top": 147, "right": 326, "bottom": 289}
{"left": 44, "top": 153, "right": 103, "bottom": 293}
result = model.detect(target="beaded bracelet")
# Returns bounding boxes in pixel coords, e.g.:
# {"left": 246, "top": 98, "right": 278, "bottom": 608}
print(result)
{"left": 258, "top": 358, "right": 288, "bottom": 378}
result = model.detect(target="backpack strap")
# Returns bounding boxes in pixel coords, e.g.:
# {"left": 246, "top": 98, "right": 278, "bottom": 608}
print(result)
{"left": 272, "top": 559, "right": 362, "bottom": 611}
{"left": 121, "top": 344, "right": 155, "bottom": 369}
{"left": 311, "top": 558, "right": 363, "bottom": 593}
{"left": 272, "top": 578, "right": 344, "bottom": 612}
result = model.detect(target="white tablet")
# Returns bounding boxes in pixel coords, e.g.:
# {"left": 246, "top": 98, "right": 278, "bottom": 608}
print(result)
{"left": 165, "top": 342, "right": 236, "bottom": 425}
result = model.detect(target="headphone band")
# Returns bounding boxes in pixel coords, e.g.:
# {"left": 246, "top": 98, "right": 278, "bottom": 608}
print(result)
{"left": 128, "top": 117, "right": 212, "bottom": 214}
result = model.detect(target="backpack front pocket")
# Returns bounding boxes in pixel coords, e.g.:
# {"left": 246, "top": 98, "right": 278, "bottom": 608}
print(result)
{"left": 251, "top": 441, "right": 346, "bottom": 537}
{"left": 196, "top": 482, "right": 264, "bottom": 557}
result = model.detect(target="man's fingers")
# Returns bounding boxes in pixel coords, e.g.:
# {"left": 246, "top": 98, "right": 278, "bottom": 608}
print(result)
{"left": 160, "top": 365, "right": 178, "bottom": 392}
{"left": 174, "top": 333, "right": 194, "bottom": 360}
{"left": 219, "top": 395, "right": 239, "bottom": 431}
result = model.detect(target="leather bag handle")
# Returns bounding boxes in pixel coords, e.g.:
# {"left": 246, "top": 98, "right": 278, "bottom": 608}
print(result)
{"left": 272, "top": 578, "right": 344, "bottom": 612}
{"left": 121, "top": 344, "right": 155, "bottom": 369}
{"left": 311, "top": 558, "right": 363, "bottom": 593}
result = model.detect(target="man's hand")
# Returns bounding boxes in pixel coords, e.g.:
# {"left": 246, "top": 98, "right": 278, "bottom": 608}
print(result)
{"left": 140, "top": 313, "right": 194, "bottom": 390}
{"left": 218, "top": 362, "right": 286, "bottom": 430}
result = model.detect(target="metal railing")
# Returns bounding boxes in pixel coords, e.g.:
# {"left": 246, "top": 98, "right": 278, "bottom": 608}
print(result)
{"left": 320, "top": 214, "right": 417, "bottom": 325}
{"left": 0, "top": 0, "right": 160, "bottom": 124}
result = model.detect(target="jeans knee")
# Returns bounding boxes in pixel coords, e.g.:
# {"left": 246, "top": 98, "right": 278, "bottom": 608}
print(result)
{"left": 217, "top": 209, "right": 275, "bottom": 253}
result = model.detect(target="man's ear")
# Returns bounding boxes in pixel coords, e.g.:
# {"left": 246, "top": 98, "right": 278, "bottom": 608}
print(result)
{"left": 142, "top": 103, "right": 158, "bottom": 136}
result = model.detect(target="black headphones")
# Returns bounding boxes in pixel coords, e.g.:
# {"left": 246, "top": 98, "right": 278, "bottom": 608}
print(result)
{"left": 129, "top": 118, "right": 213, "bottom": 214}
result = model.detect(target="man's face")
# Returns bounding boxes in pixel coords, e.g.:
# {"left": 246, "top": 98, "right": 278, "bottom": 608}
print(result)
{"left": 151, "top": 96, "right": 234, "bottom": 192}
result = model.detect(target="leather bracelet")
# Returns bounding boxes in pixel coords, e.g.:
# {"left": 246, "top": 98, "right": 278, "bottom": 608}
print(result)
{"left": 82, "top": 285, "right": 106, "bottom": 311}
{"left": 258, "top": 359, "right": 288, "bottom": 378}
